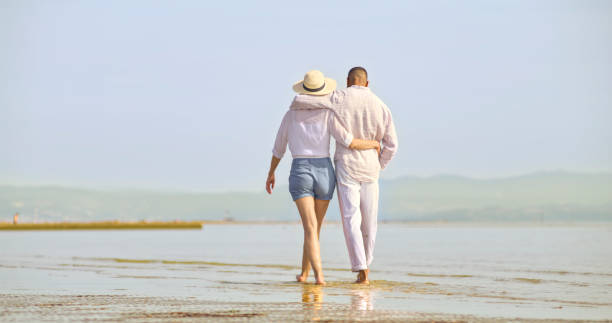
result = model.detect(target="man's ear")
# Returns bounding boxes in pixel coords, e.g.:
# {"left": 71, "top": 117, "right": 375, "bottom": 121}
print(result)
{"left": 365, "top": 81, "right": 369, "bottom": 87}
{"left": 346, "top": 77, "right": 350, "bottom": 87}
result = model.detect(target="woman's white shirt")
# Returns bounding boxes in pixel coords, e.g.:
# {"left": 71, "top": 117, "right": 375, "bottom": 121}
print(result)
{"left": 272, "top": 108, "right": 353, "bottom": 159}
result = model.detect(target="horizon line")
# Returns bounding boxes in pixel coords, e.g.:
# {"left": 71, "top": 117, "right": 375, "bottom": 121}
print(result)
{"left": 1, "top": 169, "right": 610, "bottom": 194}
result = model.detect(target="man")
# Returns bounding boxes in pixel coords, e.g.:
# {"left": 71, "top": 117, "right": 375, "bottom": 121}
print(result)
{"left": 291, "top": 67, "right": 398, "bottom": 283}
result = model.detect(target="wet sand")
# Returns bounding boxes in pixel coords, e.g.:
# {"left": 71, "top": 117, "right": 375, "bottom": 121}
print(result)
{"left": 0, "top": 221, "right": 203, "bottom": 230}
{"left": 0, "top": 293, "right": 601, "bottom": 322}
{"left": 1, "top": 224, "right": 611, "bottom": 322}
{"left": 3, "top": 220, "right": 609, "bottom": 230}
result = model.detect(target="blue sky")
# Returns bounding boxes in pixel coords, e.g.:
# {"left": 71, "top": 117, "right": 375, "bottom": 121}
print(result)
{"left": 1, "top": 0, "right": 610, "bottom": 191}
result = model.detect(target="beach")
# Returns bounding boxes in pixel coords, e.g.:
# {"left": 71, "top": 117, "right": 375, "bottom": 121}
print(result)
{"left": 1, "top": 293, "right": 598, "bottom": 322}
{"left": 1, "top": 223, "right": 611, "bottom": 322}
{"left": 0, "top": 221, "right": 203, "bottom": 230}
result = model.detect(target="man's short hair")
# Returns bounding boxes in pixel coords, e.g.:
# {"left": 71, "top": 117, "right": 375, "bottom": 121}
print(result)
{"left": 348, "top": 66, "right": 368, "bottom": 80}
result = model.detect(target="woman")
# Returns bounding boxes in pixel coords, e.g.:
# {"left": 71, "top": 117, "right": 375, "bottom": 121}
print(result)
{"left": 265, "top": 70, "right": 379, "bottom": 285}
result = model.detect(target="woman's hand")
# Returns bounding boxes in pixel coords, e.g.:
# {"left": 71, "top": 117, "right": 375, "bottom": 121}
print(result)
{"left": 266, "top": 156, "right": 281, "bottom": 194}
{"left": 266, "top": 172, "right": 275, "bottom": 194}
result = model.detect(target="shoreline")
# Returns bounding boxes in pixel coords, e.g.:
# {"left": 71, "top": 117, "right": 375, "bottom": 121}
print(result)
{"left": 0, "top": 221, "right": 203, "bottom": 230}
{"left": 1, "top": 220, "right": 611, "bottom": 230}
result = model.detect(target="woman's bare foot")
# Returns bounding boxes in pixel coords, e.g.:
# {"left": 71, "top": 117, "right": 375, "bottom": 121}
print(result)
{"left": 296, "top": 273, "right": 308, "bottom": 282}
{"left": 314, "top": 274, "right": 325, "bottom": 285}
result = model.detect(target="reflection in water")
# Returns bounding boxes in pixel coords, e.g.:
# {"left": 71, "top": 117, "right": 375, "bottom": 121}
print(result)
{"left": 351, "top": 287, "right": 374, "bottom": 311}
{"left": 301, "top": 284, "right": 323, "bottom": 320}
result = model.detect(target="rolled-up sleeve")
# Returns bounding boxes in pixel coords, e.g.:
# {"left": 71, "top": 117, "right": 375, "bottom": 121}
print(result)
{"left": 328, "top": 111, "right": 354, "bottom": 148}
{"left": 272, "top": 112, "right": 290, "bottom": 159}
{"left": 379, "top": 106, "right": 398, "bottom": 169}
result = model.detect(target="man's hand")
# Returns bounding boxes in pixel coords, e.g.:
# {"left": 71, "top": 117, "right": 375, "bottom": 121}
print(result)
{"left": 266, "top": 172, "right": 275, "bottom": 194}
{"left": 375, "top": 142, "right": 381, "bottom": 156}
{"left": 349, "top": 139, "right": 381, "bottom": 152}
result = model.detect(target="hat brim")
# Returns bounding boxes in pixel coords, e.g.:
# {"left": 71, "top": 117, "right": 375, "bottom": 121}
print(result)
{"left": 292, "top": 78, "right": 337, "bottom": 96}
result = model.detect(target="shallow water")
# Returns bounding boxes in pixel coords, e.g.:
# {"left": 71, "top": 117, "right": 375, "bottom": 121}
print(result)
{"left": 1, "top": 223, "right": 611, "bottom": 321}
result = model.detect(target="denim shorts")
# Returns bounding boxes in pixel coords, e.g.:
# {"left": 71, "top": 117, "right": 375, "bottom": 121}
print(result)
{"left": 289, "top": 157, "right": 336, "bottom": 201}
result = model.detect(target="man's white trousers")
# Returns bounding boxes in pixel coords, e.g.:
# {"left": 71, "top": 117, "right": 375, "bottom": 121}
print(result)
{"left": 335, "top": 164, "right": 379, "bottom": 272}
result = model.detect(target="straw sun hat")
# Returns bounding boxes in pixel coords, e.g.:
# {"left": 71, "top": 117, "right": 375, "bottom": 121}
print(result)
{"left": 292, "top": 70, "right": 337, "bottom": 96}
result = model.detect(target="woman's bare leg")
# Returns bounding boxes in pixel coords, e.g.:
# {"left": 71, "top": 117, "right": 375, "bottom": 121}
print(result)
{"left": 294, "top": 196, "right": 325, "bottom": 285}
{"left": 297, "top": 199, "right": 330, "bottom": 282}
{"left": 297, "top": 244, "right": 309, "bottom": 282}
{"left": 314, "top": 199, "right": 330, "bottom": 233}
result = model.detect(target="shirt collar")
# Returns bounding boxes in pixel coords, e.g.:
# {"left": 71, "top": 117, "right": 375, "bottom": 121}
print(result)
{"left": 349, "top": 85, "right": 370, "bottom": 90}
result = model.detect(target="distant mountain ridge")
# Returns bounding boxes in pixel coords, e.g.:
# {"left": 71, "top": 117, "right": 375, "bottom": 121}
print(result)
{"left": 379, "top": 171, "right": 612, "bottom": 221}
{"left": 1, "top": 171, "right": 611, "bottom": 222}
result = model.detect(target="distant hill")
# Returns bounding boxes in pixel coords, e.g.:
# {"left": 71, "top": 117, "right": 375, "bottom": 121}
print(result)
{"left": 379, "top": 171, "right": 612, "bottom": 221}
{"left": 1, "top": 171, "right": 611, "bottom": 222}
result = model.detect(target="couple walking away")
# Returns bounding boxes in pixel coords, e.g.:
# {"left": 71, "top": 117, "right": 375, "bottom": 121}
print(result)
{"left": 266, "top": 67, "right": 398, "bottom": 285}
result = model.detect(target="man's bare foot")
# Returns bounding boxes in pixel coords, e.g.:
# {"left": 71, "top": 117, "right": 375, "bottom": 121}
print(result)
{"left": 296, "top": 273, "right": 307, "bottom": 282}
{"left": 355, "top": 269, "right": 369, "bottom": 284}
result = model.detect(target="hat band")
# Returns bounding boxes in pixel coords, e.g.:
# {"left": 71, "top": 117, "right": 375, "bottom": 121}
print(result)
{"left": 303, "top": 82, "right": 326, "bottom": 92}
